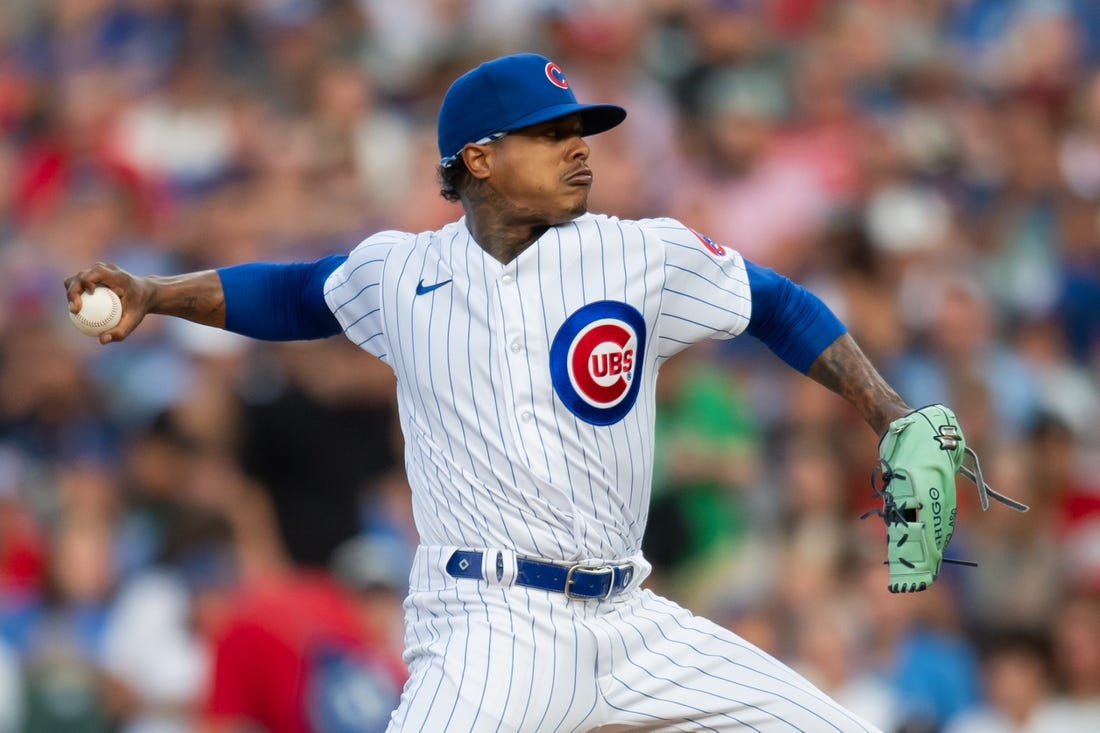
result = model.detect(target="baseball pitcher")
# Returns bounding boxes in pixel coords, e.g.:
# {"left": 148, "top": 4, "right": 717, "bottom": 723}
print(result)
{"left": 66, "top": 53, "right": 1025, "bottom": 732}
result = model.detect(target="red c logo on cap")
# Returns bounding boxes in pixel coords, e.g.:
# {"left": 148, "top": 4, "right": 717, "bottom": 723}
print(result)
{"left": 545, "top": 62, "right": 569, "bottom": 89}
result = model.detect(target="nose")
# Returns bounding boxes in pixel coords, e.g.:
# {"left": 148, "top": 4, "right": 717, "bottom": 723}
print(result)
{"left": 570, "top": 135, "right": 589, "bottom": 161}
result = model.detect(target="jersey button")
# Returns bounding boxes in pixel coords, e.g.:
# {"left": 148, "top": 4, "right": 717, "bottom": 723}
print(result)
{"left": 501, "top": 274, "right": 514, "bottom": 285}
{"left": 520, "top": 410, "right": 532, "bottom": 423}
{"left": 510, "top": 341, "right": 522, "bottom": 353}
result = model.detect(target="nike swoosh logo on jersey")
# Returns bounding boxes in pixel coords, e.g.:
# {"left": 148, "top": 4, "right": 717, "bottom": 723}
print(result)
{"left": 415, "top": 278, "right": 452, "bottom": 295}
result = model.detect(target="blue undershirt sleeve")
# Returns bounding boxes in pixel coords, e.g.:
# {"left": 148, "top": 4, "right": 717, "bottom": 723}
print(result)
{"left": 216, "top": 255, "right": 346, "bottom": 341}
{"left": 744, "top": 259, "right": 847, "bottom": 374}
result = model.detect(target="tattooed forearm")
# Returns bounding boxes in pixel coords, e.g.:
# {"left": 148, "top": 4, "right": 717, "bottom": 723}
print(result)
{"left": 181, "top": 295, "right": 199, "bottom": 317}
{"left": 806, "top": 333, "right": 911, "bottom": 435}
{"left": 148, "top": 271, "right": 227, "bottom": 328}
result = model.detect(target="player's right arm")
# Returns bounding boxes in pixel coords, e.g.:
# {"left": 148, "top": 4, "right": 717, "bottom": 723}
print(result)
{"left": 64, "top": 257, "right": 346, "bottom": 345}
{"left": 65, "top": 264, "right": 228, "bottom": 345}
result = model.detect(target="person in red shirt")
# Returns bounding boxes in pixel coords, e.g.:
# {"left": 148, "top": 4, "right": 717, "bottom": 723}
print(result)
{"left": 203, "top": 567, "right": 406, "bottom": 733}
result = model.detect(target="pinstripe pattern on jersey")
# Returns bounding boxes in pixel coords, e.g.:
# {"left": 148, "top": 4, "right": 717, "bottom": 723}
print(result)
{"left": 389, "top": 547, "right": 881, "bottom": 732}
{"left": 324, "top": 214, "right": 750, "bottom": 564}
{"left": 322, "top": 230, "right": 409, "bottom": 361}
{"left": 324, "top": 218, "right": 877, "bottom": 731}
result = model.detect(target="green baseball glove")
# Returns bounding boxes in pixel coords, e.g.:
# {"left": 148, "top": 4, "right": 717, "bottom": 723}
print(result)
{"left": 864, "top": 404, "right": 1029, "bottom": 593}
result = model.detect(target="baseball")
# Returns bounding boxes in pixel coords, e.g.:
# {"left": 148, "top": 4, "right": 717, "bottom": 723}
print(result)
{"left": 70, "top": 286, "right": 122, "bottom": 336}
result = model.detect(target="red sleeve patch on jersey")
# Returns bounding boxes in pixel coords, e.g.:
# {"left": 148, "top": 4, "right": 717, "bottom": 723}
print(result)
{"left": 689, "top": 228, "right": 727, "bottom": 257}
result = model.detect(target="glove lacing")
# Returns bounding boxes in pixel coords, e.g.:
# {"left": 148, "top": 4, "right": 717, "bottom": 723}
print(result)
{"left": 959, "top": 446, "right": 1030, "bottom": 512}
{"left": 860, "top": 454, "right": 1029, "bottom": 570}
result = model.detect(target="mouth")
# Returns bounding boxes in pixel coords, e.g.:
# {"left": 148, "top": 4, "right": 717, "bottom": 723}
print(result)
{"left": 565, "top": 167, "right": 593, "bottom": 186}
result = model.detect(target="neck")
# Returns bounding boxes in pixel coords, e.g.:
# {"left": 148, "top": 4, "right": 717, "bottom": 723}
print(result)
{"left": 460, "top": 186, "right": 553, "bottom": 264}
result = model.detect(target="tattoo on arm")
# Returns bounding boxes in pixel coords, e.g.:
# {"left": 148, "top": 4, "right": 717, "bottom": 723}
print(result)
{"left": 806, "top": 333, "right": 911, "bottom": 435}
{"left": 148, "top": 271, "right": 226, "bottom": 329}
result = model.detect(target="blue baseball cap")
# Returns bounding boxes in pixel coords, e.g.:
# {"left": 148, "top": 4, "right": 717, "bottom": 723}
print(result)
{"left": 438, "top": 53, "right": 626, "bottom": 166}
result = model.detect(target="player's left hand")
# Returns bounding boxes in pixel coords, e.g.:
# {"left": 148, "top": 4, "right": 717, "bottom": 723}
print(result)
{"left": 862, "top": 404, "right": 1029, "bottom": 593}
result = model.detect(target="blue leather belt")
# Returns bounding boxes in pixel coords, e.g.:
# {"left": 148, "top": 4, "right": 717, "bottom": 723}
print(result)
{"left": 445, "top": 550, "right": 635, "bottom": 600}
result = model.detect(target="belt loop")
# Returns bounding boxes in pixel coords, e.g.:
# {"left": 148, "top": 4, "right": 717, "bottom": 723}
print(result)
{"left": 621, "top": 553, "right": 650, "bottom": 592}
{"left": 494, "top": 549, "right": 518, "bottom": 588}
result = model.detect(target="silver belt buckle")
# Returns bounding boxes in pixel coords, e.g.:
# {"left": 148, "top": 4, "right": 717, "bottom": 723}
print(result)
{"left": 564, "top": 563, "right": 615, "bottom": 601}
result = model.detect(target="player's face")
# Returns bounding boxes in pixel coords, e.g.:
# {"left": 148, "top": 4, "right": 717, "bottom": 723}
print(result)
{"left": 485, "top": 114, "right": 592, "bottom": 224}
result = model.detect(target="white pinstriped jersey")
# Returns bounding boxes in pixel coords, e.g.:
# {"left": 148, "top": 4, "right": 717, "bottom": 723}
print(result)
{"left": 323, "top": 213, "right": 751, "bottom": 563}
{"left": 322, "top": 213, "right": 883, "bottom": 732}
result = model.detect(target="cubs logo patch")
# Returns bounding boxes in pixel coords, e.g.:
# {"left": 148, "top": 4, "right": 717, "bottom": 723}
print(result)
{"left": 550, "top": 301, "right": 646, "bottom": 426}
{"left": 689, "top": 228, "right": 726, "bottom": 257}
{"left": 545, "top": 62, "right": 570, "bottom": 89}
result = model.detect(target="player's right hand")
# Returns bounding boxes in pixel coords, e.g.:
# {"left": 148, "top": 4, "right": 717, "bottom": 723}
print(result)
{"left": 64, "top": 262, "right": 154, "bottom": 344}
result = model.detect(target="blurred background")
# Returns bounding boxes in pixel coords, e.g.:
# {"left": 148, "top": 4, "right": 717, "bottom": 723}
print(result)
{"left": 0, "top": 0, "right": 1098, "bottom": 731}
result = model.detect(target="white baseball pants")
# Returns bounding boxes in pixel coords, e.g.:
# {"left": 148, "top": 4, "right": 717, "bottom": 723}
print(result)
{"left": 386, "top": 546, "right": 881, "bottom": 732}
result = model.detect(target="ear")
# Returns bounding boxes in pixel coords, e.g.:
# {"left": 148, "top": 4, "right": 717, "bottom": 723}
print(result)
{"left": 461, "top": 144, "right": 493, "bottom": 181}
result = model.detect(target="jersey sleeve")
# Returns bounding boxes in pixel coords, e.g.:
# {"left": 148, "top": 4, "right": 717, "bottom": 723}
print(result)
{"left": 323, "top": 231, "right": 409, "bottom": 363}
{"left": 648, "top": 218, "right": 752, "bottom": 359}
{"left": 218, "top": 257, "right": 345, "bottom": 340}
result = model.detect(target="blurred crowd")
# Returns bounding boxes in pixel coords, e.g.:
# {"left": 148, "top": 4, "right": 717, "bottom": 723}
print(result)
{"left": 0, "top": 0, "right": 1099, "bottom": 732}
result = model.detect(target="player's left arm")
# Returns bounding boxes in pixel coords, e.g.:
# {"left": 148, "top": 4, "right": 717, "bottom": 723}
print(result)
{"left": 803, "top": 334, "right": 911, "bottom": 435}
{"left": 745, "top": 260, "right": 910, "bottom": 434}
{"left": 748, "top": 260, "right": 1028, "bottom": 593}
